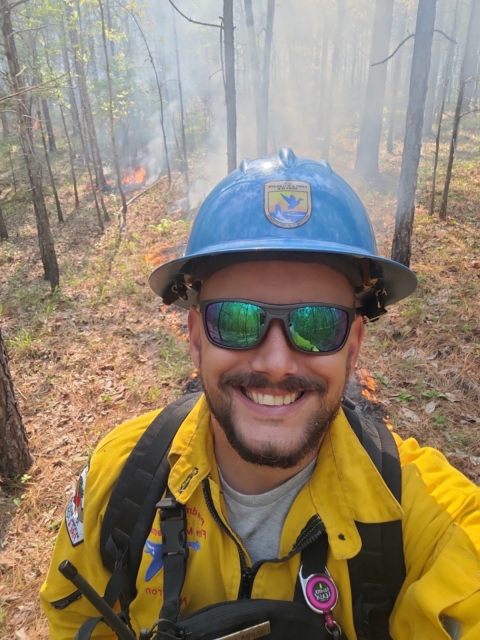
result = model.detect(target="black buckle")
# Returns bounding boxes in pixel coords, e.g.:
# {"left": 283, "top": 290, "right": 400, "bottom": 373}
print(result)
{"left": 156, "top": 497, "right": 188, "bottom": 560}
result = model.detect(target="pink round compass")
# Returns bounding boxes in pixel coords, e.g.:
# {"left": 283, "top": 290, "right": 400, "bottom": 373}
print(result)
{"left": 301, "top": 572, "right": 338, "bottom": 613}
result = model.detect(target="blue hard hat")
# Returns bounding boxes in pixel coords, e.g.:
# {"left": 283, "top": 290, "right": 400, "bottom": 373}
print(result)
{"left": 149, "top": 148, "right": 417, "bottom": 319}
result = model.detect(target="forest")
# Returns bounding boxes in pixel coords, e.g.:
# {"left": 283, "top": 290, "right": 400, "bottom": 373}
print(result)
{"left": 0, "top": 0, "right": 479, "bottom": 637}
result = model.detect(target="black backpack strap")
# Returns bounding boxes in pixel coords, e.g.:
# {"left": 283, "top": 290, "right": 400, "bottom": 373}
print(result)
{"left": 76, "top": 392, "right": 202, "bottom": 640}
{"left": 342, "top": 402, "right": 405, "bottom": 640}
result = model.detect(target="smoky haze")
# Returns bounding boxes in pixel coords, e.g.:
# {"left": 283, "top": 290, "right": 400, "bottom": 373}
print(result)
{"left": 118, "top": 0, "right": 475, "bottom": 217}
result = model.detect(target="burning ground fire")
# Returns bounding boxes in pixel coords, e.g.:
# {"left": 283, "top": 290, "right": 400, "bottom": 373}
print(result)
{"left": 355, "top": 368, "right": 394, "bottom": 431}
{"left": 122, "top": 166, "right": 147, "bottom": 186}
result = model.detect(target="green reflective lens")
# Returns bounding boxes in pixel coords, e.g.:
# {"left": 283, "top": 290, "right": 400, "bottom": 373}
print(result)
{"left": 289, "top": 306, "right": 348, "bottom": 353}
{"left": 205, "top": 301, "right": 264, "bottom": 348}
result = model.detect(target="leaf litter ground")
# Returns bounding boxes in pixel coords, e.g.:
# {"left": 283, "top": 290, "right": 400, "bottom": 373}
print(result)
{"left": 0, "top": 145, "right": 479, "bottom": 638}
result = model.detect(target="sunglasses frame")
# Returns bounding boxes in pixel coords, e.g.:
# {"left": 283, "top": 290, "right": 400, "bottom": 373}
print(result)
{"left": 198, "top": 299, "right": 356, "bottom": 355}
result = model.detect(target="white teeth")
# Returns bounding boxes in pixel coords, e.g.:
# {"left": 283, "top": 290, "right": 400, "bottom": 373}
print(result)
{"left": 244, "top": 390, "right": 301, "bottom": 406}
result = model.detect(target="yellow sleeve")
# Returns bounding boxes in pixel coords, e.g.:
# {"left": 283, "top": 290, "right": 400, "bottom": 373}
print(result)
{"left": 40, "top": 409, "right": 161, "bottom": 640}
{"left": 390, "top": 434, "right": 480, "bottom": 639}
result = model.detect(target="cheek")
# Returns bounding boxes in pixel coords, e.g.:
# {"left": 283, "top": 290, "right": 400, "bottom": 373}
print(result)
{"left": 198, "top": 337, "right": 246, "bottom": 380}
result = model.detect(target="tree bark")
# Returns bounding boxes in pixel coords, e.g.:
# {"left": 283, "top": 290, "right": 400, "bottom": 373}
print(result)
{"left": 223, "top": 0, "right": 237, "bottom": 172}
{"left": 128, "top": 8, "right": 171, "bottom": 186}
{"left": 172, "top": 8, "right": 189, "bottom": 190}
{"left": 321, "top": 0, "right": 346, "bottom": 161}
{"left": 98, "top": 0, "right": 128, "bottom": 231}
{"left": 37, "top": 100, "right": 64, "bottom": 223}
{"left": 423, "top": 0, "right": 446, "bottom": 136}
{"left": 59, "top": 101, "right": 80, "bottom": 208}
{"left": 428, "top": 0, "right": 460, "bottom": 215}
{"left": 391, "top": 0, "right": 436, "bottom": 267}
{"left": 354, "top": 0, "right": 395, "bottom": 180}
{"left": 0, "top": 0, "right": 60, "bottom": 290}
{"left": 258, "top": 0, "right": 275, "bottom": 156}
{"left": 41, "top": 98, "right": 57, "bottom": 152}
{"left": 244, "top": 0, "right": 263, "bottom": 156}
{"left": 387, "top": 7, "right": 407, "bottom": 154}
{"left": 439, "top": 0, "right": 477, "bottom": 219}
{"left": 0, "top": 328, "right": 32, "bottom": 478}
{"left": 460, "top": 0, "right": 480, "bottom": 112}
{"left": 65, "top": 2, "right": 106, "bottom": 190}
{"left": 0, "top": 197, "right": 8, "bottom": 240}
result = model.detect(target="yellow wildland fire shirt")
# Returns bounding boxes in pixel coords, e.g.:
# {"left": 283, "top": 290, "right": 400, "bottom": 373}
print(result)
{"left": 41, "top": 395, "right": 480, "bottom": 639}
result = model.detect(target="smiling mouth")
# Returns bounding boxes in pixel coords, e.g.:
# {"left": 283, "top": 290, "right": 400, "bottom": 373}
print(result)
{"left": 241, "top": 388, "right": 304, "bottom": 406}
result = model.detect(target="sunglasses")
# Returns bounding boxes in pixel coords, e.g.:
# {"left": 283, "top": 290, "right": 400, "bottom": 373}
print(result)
{"left": 199, "top": 299, "right": 355, "bottom": 355}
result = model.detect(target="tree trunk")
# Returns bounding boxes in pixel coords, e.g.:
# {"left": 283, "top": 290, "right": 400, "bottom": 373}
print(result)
{"left": 0, "top": 328, "right": 32, "bottom": 478}
{"left": 61, "top": 33, "right": 81, "bottom": 138}
{"left": 66, "top": 3, "right": 106, "bottom": 190}
{"left": 354, "top": 0, "right": 395, "bottom": 180}
{"left": 428, "top": 0, "right": 459, "bottom": 215}
{"left": 41, "top": 98, "right": 57, "bottom": 152}
{"left": 423, "top": 0, "right": 446, "bottom": 137}
{"left": 98, "top": 0, "right": 128, "bottom": 231}
{"left": 322, "top": 0, "right": 346, "bottom": 161}
{"left": 258, "top": 0, "right": 275, "bottom": 156}
{"left": 59, "top": 102, "right": 80, "bottom": 208}
{"left": 244, "top": 0, "right": 263, "bottom": 156}
{"left": 318, "top": 15, "right": 329, "bottom": 138}
{"left": 0, "top": 0, "right": 60, "bottom": 290}
{"left": 172, "top": 8, "right": 189, "bottom": 190}
{"left": 223, "top": 0, "right": 237, "bottom": 172}
{"left": 391, "top": 0, "right": 436, "bottom": 267}
{"left": 460, "top": 0, "right": 480, "bottom": 112}
{"left": 0, "top": 198, "right": 8, "bottom": 240}
{"left": 439, "top": 0, "right": 477, "bottom": 219}
{"left": 387, "top": 7, "right": 407, "bottom": 154}
{"left": 37, "top": 100, "right": 64, "bottom": 223}
{"left": 0, "top": 86, "right": 9, "bottom": 137}
{"left": 128, "top": 8, "right": 171, "bottom": 186}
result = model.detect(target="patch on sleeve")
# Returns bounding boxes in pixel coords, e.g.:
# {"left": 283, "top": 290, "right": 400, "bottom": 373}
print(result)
{"left": 65, "top": 464, "right": 89, "bottom": 547}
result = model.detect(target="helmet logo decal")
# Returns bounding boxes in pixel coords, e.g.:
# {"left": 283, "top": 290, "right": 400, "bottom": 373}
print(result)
{"left": 264, "top": 181, "right": 312, "bottom": 228}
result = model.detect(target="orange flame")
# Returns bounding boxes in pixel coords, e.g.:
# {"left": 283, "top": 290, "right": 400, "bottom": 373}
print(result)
{"left": 122, "top": 166, "right": 147, "bottom": 185}
{"left": 357, "top": 367, "right": 379, "bottom": 402}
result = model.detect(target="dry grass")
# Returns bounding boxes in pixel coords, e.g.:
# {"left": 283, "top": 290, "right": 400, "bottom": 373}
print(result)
{"left": 0, "top": 130, "right": 479, "bottom": 638}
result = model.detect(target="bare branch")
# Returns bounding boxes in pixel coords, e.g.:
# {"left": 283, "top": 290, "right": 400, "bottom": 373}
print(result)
{"left": 10, "top": 0, "right": 31, "bottom": 8}
{"left": 166, "top": 0, "right": 221, "bottom": 29}
{"left": 0, "top": 72, "right": 69, "bottom": 104}
{"left": 434, "top": 29, "right": 456, "bottom": 44}
{"left": 460, "top": 107, "right": 480, "bottom": 118}
{"left": 372, "top": 29, "right": 456, "bottom": 67}
{"left": 372, "top": 34, "right": 415, "bottom": 67}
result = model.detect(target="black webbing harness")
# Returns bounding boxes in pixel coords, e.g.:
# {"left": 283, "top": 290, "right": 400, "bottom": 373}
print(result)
{"left": 74, "top": 393, "right": 405, "bottom": 640}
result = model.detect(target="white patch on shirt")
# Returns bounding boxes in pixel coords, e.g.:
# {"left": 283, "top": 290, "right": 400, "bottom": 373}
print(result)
{"left": 65, "top": 464, "right": 88, "bottom": 547}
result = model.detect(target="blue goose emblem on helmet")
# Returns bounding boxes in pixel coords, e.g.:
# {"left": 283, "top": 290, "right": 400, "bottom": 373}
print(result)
{"left": 264, "top": 180, "right": 312, "bottom": 229}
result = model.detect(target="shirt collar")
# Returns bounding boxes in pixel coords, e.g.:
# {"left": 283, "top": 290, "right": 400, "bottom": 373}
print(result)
{"left": 167, "top": 396, "right": 404, "bottom": 559}
{"left": 310, "top": 407, "right": 404, "bottom": 559}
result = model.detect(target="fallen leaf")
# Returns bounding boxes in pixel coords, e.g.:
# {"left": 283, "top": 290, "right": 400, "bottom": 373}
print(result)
{"left": 444, "top": 393, "right": 459, "bottom": 402}
{"left": 425, "top": 401, "right": 436, "bottom": 414}
{"left": 400, "top": 407, "right": 420, "bottom": 423}
{"left": 14, "top": 629, "right": 28, "bottom": 640}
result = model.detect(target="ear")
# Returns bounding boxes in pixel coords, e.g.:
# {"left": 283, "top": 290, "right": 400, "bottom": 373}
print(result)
{"left": 346, "top": 314, "right": 364, "bottom": 378}
{"left": 188, "top": 305, "right": 202, "bottom": 369}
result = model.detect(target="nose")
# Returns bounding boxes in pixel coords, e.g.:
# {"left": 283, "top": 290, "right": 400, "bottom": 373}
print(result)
{"left": 249, "top": 320, "right": 299, "bottom": 380}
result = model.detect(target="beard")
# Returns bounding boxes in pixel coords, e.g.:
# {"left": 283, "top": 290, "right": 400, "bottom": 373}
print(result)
{"left": 202, "top": 369, "right": 348, "bottom": 470}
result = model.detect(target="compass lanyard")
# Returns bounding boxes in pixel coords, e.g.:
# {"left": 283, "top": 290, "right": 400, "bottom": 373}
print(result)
{"left": 295, "top": 532, "right": 343, "bottom": 638}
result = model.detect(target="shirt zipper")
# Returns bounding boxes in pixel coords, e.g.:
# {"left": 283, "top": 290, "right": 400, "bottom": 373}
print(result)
{"left": 202, "top": 478, "right": 326, "bottom": 600}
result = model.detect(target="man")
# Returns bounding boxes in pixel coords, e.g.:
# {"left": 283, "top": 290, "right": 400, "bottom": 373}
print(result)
{"left": 41, "top": 149, "right": 480, "bottom": 639}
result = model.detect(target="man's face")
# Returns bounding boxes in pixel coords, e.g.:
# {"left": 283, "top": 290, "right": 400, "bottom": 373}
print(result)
{"left": 188, "top": 261, "right": 364, "bottom": 470}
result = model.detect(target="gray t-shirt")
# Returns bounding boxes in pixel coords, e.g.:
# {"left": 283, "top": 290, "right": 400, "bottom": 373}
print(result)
{"left": 219, "top": 459, "right": 317, "bottom": 564}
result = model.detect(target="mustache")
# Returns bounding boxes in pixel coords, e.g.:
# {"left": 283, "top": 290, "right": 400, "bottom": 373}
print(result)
{"left": 217, "top": 372, "right": 328, "bottom": 394}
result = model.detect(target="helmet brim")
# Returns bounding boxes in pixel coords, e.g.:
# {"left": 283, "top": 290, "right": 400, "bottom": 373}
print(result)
{"left": 148, "top": 241, "right": 417, "bottom": 311}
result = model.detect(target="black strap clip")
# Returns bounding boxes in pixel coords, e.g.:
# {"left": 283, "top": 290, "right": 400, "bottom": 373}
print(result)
{"left": 157, "top": 495, "right": 189, "bottom": 560}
